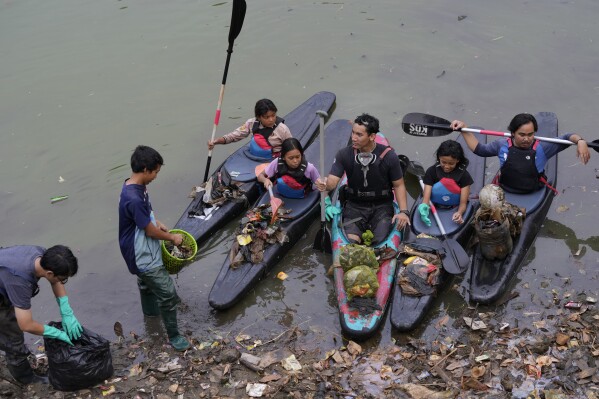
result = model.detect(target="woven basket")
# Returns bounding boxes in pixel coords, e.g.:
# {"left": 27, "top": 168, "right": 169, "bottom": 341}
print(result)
{"left": 161, "top": 229, "right": 197, "bottom": 274}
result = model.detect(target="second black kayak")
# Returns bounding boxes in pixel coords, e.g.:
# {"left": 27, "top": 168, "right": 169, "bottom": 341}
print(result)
{"left": 469, "top": 112, "right": 558, "bottom": 304}
{"left": 208, "top": 119, "right": 352, "bottom": 310}
{"left": 174, "top": 91, "right": 336, "bottom": 244}
{"left": 390, "top": 131, "right": 486, "bottom": 331}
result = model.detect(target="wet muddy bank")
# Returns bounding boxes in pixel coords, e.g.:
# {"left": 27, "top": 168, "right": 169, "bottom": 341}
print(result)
{"left": 2, "top": 301, "right": 598, "bottom": 399}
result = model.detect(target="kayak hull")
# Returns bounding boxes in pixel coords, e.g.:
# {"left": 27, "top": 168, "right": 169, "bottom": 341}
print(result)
{"left": 390, "top": 131, "right": 486, "bottom": 331}
{"left": 208, "top": 119, "right": 352, "bottom": 310}
{"left": 469, "top": 112, "right": 558, "bottom": 305}
{"left": 331, "top": 134, "right": 401, "bottom": 341}
{"left": 174, "top": 91, "right": 336, "bottom": 244}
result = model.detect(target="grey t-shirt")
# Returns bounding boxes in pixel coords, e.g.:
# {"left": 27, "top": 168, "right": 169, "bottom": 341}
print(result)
{"left": 0, "top": 245, "right": 44, "bottom": 309}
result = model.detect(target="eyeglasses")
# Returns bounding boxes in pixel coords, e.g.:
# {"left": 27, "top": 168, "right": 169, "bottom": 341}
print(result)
{"left": 59, "top": 276, "right": 68, "bottom": 285}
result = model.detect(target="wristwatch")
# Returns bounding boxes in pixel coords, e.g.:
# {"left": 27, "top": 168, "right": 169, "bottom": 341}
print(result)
{"left": 399, "top": 209, "right": 410, "bottom": 217}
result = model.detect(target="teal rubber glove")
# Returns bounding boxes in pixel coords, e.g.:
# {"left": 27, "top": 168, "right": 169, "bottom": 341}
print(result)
{"left": 324, "top": 196, "right": 341, "bottom": 222}
{"left": 418, "top": 203, "right": 432, "bottom": 227}
{"left": 57, "top": 296, "right": 83, "bottom": 340}
{"left": 43, "top": 325, "right": 73, "bottom": 346}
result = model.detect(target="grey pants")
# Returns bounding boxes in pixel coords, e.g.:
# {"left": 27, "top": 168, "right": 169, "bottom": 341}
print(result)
{"left": 0, "top": 296, "right": 34, "bottom": 383}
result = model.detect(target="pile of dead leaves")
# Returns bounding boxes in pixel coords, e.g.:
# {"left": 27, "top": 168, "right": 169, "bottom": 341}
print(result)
{"left": 229, "top": 203, "right": 290, "bottom": 267}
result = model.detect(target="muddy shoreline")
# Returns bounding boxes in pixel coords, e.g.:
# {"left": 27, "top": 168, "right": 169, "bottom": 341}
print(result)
{"left": 2, "top": 301, "right": 598, "bottom": 399}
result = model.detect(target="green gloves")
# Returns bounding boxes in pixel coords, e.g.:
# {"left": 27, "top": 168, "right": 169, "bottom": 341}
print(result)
{"left": 324, "top": 196, "right": 341, "bottom": 222}
{"left": 57, "top": 296, "right": 83, "bottom": 340}
{"left": 43, "top": 325, "right": 73, "bottom": 345}
{"left": 418, "top": 203, "right": 432, "bottom": 227}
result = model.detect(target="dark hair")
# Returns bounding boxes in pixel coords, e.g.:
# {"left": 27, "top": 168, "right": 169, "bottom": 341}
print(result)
{"left": 131, "top": 145, "right": 163, "bottom": 173}
{"left": 40, "top": 245, "right": 78, "bottom": 277}
{"left": 254, "top": 99, "right": 278, "bottom": 118}
{"left": 280, "top": 138, "right": 304, "bottom": 158}
{"left": 436, "top": 140, "right": 467, "bottom": 165}
{"left": 508, "top": 113, "right": 537, "bottom": 134}
{"left": 354, "top": 113, "right": 379, "bottom": 135}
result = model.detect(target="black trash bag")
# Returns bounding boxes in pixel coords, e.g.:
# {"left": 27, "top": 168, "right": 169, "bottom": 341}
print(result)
{"left": 44, "top": 321, "right": 113, "bottom": 391}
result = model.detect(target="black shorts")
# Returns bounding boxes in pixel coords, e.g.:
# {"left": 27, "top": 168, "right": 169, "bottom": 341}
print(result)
{"left": 342, "top": 200, "right": 394, "bottom": 245}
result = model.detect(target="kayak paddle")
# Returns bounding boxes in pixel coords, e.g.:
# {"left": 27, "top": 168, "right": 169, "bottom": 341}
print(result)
{"left": 313, "top": 110, "right": 332, "bottom": 253}
{"left": 402, "top": 112, "right": 599, "bottom": 152}
{"left": 405, "top": 159, "right": 470, "bottom": 274}
{"left": 268, "top": 186, "right": 283, "bottom": 225}
{"left": 203, "top": 0, "right": 247, "bottom": 183}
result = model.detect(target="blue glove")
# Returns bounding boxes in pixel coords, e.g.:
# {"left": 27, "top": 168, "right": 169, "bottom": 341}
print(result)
{"left": 324, "top": 196, "right": 341, "bottom": 222}
{"left": 57, "top": 296, "right": 83, "bottom": 340}
{"left": 418, "top": 203, "right": 432, "bottom": 227}
{"left": 43, "top": 325, "right": 73, "bottom": 345}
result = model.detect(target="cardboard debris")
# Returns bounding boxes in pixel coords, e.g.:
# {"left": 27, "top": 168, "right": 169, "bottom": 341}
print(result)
{"left": 463, "top": 317, "right": 487, "bottom": 330}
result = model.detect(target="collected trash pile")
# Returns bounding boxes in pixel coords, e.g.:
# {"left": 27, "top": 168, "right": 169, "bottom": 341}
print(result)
{"left": 473, "top": 184, "right": 526, "bottom": 260}
{"left": 397, "top": 237, "right": 442, "bottom": 296}
{"left": 229, "top": 203, "right": 290, "bottom": 267}
{"left": 339, "top": 244, "right": 381, "bottom": 302}
{"left": 164, "top": 242, "right": 195, "bottom": 260}
{"left": 188, "top": 172, "right": 248, "bottom": 218}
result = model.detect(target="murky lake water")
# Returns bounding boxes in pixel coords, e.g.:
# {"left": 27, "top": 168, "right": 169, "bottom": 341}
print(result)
{"left": 2, "top": 0, "right": 597, "bottom": 349}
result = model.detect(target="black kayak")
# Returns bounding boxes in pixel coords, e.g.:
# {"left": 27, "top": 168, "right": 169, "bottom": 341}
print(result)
{"left": 174, "top": 91, "right": 336, "bottom": 243}
{"left": 208, "top": 119, "right": 352, "bottom": 310}
{"left": 390, "top": 131, "right": 486, "bottom": 331}
{"left": 469, "top": 111, "right": 558, "bottom": 304}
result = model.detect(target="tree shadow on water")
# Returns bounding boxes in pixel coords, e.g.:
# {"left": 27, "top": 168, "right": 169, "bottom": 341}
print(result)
{"left": 540, "top": 218, "right": 599, "bottom": 255}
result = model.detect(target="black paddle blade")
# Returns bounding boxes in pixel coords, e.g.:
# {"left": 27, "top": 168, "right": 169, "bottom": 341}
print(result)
{"left": 440, "top": 239, "right": 470, "bottom": 274}
{"left": 407, "top": 160, "right": 426, "bottom": 178}
{"left": 402, "top": 113, "right": 454, "bottom": 137}
{"left": 313, "top": 223, "right": 332, "bottom": 254}
{"left": 228, "top": 0, "right": 247, "bottom": 44}
{"left": 397, "top": 154, "right": 410, "bottom": 173}
{"left": 589, "top": 139, "right": 599, "bottom": 153}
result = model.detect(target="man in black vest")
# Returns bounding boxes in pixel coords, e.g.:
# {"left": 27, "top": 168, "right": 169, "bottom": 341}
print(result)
{"left": 316, "top": 114, "right": 410, "bottom": 244}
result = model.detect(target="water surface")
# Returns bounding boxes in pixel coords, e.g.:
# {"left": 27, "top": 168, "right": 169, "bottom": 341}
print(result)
{"left": 1, "top": 0, "right": 597, "bottom": 349}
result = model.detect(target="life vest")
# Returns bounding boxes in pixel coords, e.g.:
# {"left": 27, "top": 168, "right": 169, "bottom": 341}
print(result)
{"left": 430, "top": 161, "right": 468, "bottom": 207}
{"left": 345, "top": 145, "right": 393, "bottom": 202}
{"left": 275, "top": 155, "right": 310, "bottom": 199}
{"left": 499, "top": 139, "right": 543, "bottom": 193}
{"left": 249, "top": 116, "right": 285, "bottom": 158}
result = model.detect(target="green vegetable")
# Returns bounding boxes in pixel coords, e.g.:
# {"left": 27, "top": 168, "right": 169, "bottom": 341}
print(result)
{"left": 362, "top": 230, "right": 374, "bottom": 246}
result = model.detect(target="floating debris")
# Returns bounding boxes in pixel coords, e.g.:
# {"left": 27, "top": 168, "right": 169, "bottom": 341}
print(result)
{"left": 50, "top": 195, "right": 68, "bottom": 204}
{"left": 276, "top": 271, "right": 288, "bottom": 280}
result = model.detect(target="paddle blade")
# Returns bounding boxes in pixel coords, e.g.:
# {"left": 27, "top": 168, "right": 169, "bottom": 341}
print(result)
{"left": 270, "top": 197, "right": 283, "bottom": 224}
{"left": 313, "top": 222, "right": 332, "bottom": 253}
{"left": 407, "top": 160, "right": 426, "bottom": 178}
{"left": 589, "top": 139, "right": 599, "bottom": 153}
{"left": 228, "top": 0, "right": 247, "bottom": 44}
{"left": 402, "top": 113, "right": 454, "bottom": 137}
{"left": 440, "top": 239, "right": 470, "bottom": 274}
